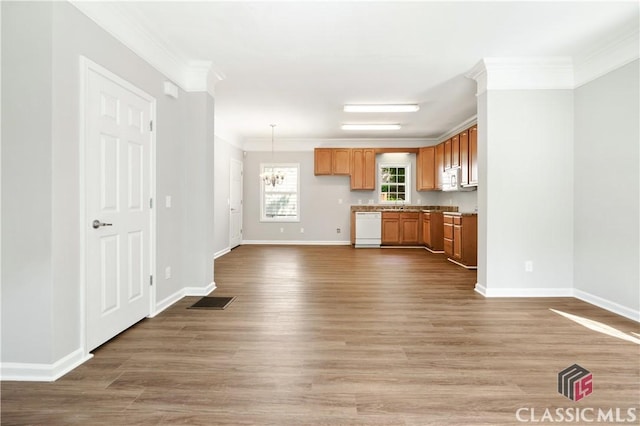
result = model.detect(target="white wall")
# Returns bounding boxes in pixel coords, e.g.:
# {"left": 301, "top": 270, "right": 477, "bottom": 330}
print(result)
{"left": 574, "top": 60, "right": 639, "bottom": 319}
{"left": 479, "top": 90, "right": 575, "bottom": 295}
{"left": 1, "top": 1, "right": 55, "bottom": 364}
{"left": 242, "top": 150, "right": 449, "bottom": 243}
{"left": 1, "top": 1, "right": 215, "bottom": 374}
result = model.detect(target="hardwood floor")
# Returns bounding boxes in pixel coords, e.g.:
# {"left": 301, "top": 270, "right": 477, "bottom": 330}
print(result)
{"left": 2, "top": 245, "right": 639, "bottom": 425}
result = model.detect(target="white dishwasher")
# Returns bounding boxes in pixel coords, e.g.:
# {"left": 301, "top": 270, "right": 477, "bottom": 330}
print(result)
{"left": 355, "top": 211, "right": 382, "bottom": 248}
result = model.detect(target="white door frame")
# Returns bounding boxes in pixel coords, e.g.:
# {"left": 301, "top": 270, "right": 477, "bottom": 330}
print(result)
{"left": 78, "top": 56, "right": 157, "bottom": 355}
{"left": 229, "top": 158, "right": 243, "bottom": 249}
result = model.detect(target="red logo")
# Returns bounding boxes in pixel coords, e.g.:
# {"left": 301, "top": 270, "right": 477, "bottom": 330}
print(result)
{"left": 558, "top": 364, "right": 593, "bottom": 401}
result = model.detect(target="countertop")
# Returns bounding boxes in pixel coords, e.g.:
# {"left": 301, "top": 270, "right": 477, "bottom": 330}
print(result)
{"left": 442, "top": 211, "right": 478, "bottom": 217}
{"left": 351, "top": 205, "right": 459, "bottom": 213}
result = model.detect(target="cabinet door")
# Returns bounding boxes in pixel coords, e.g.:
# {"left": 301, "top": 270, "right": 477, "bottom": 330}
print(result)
{"left": 351, "top": 149, "right": 376, "bottom": 190}
{"left": 417, "top": 146, "right": 436, "bottom": 191}
{"left": 459, "top": 130, "right": 469, "bottom": 186}
{"left": 469, "top": 126, "right": 478, "bottom": 185}
{"left": 381, "top": 214, "right": 400, "bottom": 245}
{"left": 443, "top": 215, "right": 454, "bottom": 257}
{"left": 400, "top": 213, "right": 420, "bottom": 245}
{"left": 422, "top": 216, "right": 431, "bottom": 247}
{"left": 453, "top": 224, "right": 462, "bottom": 260}
{"left": 363, "top": 149, "right": 376, "bottom": 189}
{"left": 451, "top": 134, "right": 460, "bottom": 169}
{"left": 332, "top": 148, "right": 351, "bottom": 175}
{"left": 314, "top": 148, "right": 333, "bottom": 175}
{"left": 351, "top": 149, "right": 365, "bottom": 189}
{"left": 444, "top": 139, "right": 452, "bottom": 170}
{"left": 435, "top": 143, "right": 444, "bottom": 189}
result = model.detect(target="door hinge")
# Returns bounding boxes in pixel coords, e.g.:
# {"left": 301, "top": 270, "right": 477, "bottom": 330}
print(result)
{"left": 150, "top": 120, "right": 153, "bottom": 131}
{"left": 150, "top": 275, "right": 153, "bottom": 286}
{"left": 150, "top": 198, "right": 153, "bottom": 209}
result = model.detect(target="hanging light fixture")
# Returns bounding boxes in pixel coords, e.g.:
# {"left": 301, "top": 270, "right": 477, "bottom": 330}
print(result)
{"left": 260, "top": 124, "right": 285, "bottom": 187}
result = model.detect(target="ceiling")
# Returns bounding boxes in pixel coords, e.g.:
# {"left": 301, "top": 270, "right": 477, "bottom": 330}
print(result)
{"left": 75, "top": 1, "right": 638, "bottom": 144}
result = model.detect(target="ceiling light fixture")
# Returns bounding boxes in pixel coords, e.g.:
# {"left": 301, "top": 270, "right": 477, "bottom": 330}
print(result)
{"left": 344, "top": 104, "right": 419, "bottom": 113}
{"left": 341, "top": 124, "right": 401, "bottom": 131}
{"left": 259, "top": 124, "right": 285, "bottom": 187}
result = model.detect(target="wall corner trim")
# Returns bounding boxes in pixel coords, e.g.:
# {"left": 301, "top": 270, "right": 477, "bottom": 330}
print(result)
{"left": 0, "top": 349, "right": 93, "bottom": 382}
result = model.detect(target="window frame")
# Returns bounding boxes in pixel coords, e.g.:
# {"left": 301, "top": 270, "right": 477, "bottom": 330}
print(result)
{"left": 378, "top": 162, "right": 412, "bottom": 204}
{"left": 260, "top": 162, "right": 301, "bottom": 223}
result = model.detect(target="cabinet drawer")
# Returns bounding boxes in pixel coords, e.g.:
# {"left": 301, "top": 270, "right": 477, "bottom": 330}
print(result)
{"left": 443, "top": 215, "right": 454, "bottom": 224}
{"left": 443, "top": 223, "right": 453, "bottom": 239}
{"left": 453, "top": 217, "right": 462, "bottom": 225}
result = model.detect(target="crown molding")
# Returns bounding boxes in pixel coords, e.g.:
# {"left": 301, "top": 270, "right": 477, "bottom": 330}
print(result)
{"left": 243, "top": 138, "right": 435, "bottom": 152}
{"left": 69, "top": 1, "right": 223, "bottom": 94}
{"left": 437, "top": 115, "right": 478, "bottom": 143}
{"left": 465, "top": 57, "right": 574, "bottom": 95}
{"left": 574, "top": 26, "right": 639, "bottom": 88}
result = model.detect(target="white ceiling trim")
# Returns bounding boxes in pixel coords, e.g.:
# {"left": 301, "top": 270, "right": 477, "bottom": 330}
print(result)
{"left": 69, "top": 1, "right": 218, "bottom": 93}
{"left": 573, "top": 26, "right": 639, "bottom": 88}
{"left": 243, "top": 138, "right": 436, "bottom": 152}
{"left": 466, "top": 57, "right": 575, "bottom": 95}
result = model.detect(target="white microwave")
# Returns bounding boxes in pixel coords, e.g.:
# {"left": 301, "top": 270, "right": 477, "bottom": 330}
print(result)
{"left": 442, "top": 167, "right": 475, "bottom": 192}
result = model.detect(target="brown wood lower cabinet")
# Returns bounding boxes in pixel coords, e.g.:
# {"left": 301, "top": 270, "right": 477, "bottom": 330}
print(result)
{"left": 382, "top": 211, "right": 421, "bottom": 245}
{"left": 443, "top": 213, "right": 477, "bottom": 269}
{"left": 422, "top": 211, "right": 444, "bottom": 252}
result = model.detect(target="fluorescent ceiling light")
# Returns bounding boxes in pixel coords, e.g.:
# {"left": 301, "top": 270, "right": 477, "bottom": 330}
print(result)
{"left": 341, "top": 124, "right": 401, "bottom": 131}
{"left": 344, "top": 104, "right": 419, "bottom": 113}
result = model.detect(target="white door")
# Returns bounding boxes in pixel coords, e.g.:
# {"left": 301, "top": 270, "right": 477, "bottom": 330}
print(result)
{"left": 229, "top": 159, "right": 243, "bottom": 249}
{"left": 83, "top": 59, "right": 155, "bottom": 351}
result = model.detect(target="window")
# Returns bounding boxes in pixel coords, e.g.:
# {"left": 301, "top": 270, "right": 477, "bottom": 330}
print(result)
{"left": 379, "top": 163, "right": 411, "bottom": 204}
{"left": 260, "top": 163, "right": 300, "bottom": 222}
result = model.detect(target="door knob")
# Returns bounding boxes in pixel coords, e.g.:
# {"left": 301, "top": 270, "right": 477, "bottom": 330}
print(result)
{"left": 92, "top": 220, "right": 113, "bottom": 229}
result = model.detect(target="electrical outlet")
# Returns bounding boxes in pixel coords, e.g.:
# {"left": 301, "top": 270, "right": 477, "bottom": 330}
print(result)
{"left": 336, "top": 228, "right": 341, "bottom": 234}
{"left": 165, "top": 195, "right": 172, "bottom": 208}
{"left": 525, "top": 261, "right": 533, "bottom": 272}
{"left": 338, "top": 198, "right": 343, "bottom": 204}
{"left": 280, "top": 227, "right": 284, "bottom": 233}
{"left": 300, "top": 227, "right": 305, "bottom": 233}
{"left": 165, "top": 266, "right": 171, "bottom": 279}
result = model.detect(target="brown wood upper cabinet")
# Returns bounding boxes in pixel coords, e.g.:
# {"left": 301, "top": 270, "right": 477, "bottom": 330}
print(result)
{"left": 417, "top": 146, "right": 437, "bottom": 191}
{"left": 351, "top": 148, "right": 376, "bottom": 190}
{"left": 435, "top": 142, "right": 444, "bottom": 189}
{"left": 443, "top": 138, "right": 452, "bottom": 170}
{"left": 459, "top": 130, "right": 469, "bottom": 185}
{"left": 451, "top": 134, "right": 460, "bottom": 169}
{"left": 469, "top": 125, "right": 478, "bottom": 186}
{"left": 314, "top": 148, "right": 351, "bottom": 175}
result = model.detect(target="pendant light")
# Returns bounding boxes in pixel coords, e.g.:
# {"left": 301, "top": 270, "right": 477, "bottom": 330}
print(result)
{"left": 259, "top": 124, "right": 285, "bottom": 187}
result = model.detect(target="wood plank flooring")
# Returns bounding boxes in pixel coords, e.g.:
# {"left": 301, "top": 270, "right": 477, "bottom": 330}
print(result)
{"left": 2, "top": 245, "right": 639, "bottom": 425}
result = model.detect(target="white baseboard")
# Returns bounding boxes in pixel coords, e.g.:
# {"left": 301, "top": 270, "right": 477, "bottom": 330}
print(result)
{"left": 184, "top": 281, "right": 216, "bottom": 296}
{"left": 214, "top": 247, "right": 230, "bottom": 259}
{"left": 1, "top": 348, "right": 92, "bottom": 382}
{"left": 241, "top": 240, "right": 351, "bottom": 246}
{"left": 475, "top": 284, "right": 639, "bottom": 323}
{"left": 475, "top": 284, "right": 573, "bottom": 298}
{"left": 574, "top": 289, "right": 640, "bottom": 322}
{"left": 151, "top": 281, "right": 216, "bottom": 317}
